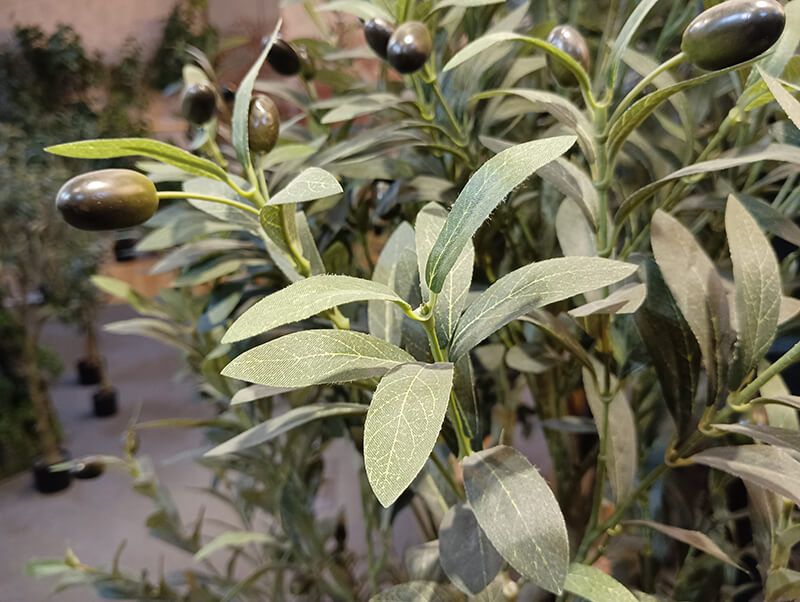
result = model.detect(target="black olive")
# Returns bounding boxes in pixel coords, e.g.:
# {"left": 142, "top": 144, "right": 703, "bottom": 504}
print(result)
{"left": 56, "top": 169, "right": 158, "bottom": 231}
{"left": 248, "top": 95, "right": 280, "bottom": 154}
{"left": 386, "top": 21, "right": 432, "bottom": 74}
{"left": 546, "top": 25, "right": 591, "bottom": 88}
{"left": 364, "top": 18, "right": 395, "bottom": 59}
{"left": 265, "top": 36, "right": 302, "bottom": 76}
{"left": 180, "top": 82, "right": 217, "bottom": 124}
{"left": 682, "top": 0, "right": 785, "bottom": 71}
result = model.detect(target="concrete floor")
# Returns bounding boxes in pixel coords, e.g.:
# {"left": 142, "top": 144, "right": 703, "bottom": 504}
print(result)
{"left": 0, "top": 305, "right": 223, "bottom": 602}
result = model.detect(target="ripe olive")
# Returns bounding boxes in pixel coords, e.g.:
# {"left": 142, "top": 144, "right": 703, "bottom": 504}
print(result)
{"left": 248, "top": 95, "right": 280, "bottom": 154}
{"left": 386, "top": 21, "right": 432, "bottom": 74}
{"left": 56, "top": 169, "right": 158, "bottom": 231}
{"left": 682, "top": 0, "right": 785, "bottom": 71}
{"left": 364, "top": 18, "right": 395, "bottom": 59}
{"left": 546, "top": 25, "right": 591, "bottom": 88}
{"left": 180, "top": 82, "right": 217, "bottom": 124}
{"left": 266, "top": 36, "right": 302, "bottom": 76}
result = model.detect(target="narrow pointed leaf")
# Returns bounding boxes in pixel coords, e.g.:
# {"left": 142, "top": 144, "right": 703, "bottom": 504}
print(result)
{"left": 194, "top": 531, "right": 280, "bottom": 561}
{"left": 625, "top": 520, "right": 742, "bottom": 570}
{"left": 450, "top": 257, "right": 637, "bottom": 360}
{"left": 439, "top": 502, "right": 503, "bottom": 595}
{"left": 370, "top": 222, "right": 418, "bottom": 345}
{"left": 222, "top": 330, "right": 414, "bottom": 387}
{"left": 230, "top": 385, "right": 296, "bottom": 405}
{"left": 463, "top": 445, "right": 569, "bottom": 594}
{"left": 268, "top": 168, "right": 343, "bottom": 205}
{"left": 365, "top": 363, "right": 454, "bottom": 507}
{"left": 569, "top": 283, "right": 647, "bottom": 317}
{"left": 759, "top": 67, "right": 800, "bottom": 129}
{"left": 712, "top": 423, "right": 800, "bottom": 453}
{"left": 222, "top": 275, "right": 409, "bottom": 343}
{"left": 651, "top": 210, "right": 731, "bottom": 402}
{"left": 606, "top": 0, "right": 660, "bottom": 87}
{"left": 690, "top": 445, "right": 800, "bottom": 506}
{"left": 564, "top": 563, "right": 638, "bottom": 602}
{"left": 370, "top": 582, "right": 462, "bottom": 602}
{"left": 425, "top": 136, "right": 576, "bottom": 294}
{"left": 205, "top": 403, "right": 366, "bottom": 457}
{"left": 726, "top": 194, "right": 781, "bottom": 384}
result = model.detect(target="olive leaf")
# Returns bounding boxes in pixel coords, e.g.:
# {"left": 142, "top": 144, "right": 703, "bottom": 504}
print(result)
{"left": 634, "top": 258, "right": 700, "bottom": 437}
{"left": 205, "top": 403, "right": 367, "bottom": 457}
{"left": 449, "top": 257, "right": 637, "bottom": 360}
{"left": 369, "top": 582, "right": 462, "bottom": 602}
{"left": 296, "top": 211, "right": 326, "bottom": 275}
{"left": 605, "top": 0, "right": 661, "bottom": 87}
{"left": 564, "top": 563, "right": 638, "bottom": 602}
{"left": 726, "top": 194, "right": 781, "bottom": 385}
{"left": 369, "top": 222, "right": 419, "bottom": 346}
{"left": 364, "top": 362, "right": 454, "bottom": 507}
{"left": 183, "top": 177, "right": 260, "bottom": 231}
{"left": 556, "top": 198, "right": 597, "bottom": 257}
{"left": 193, "top": 531, "right": 280, "bottom": 562}
{"left": 759, "top": 67, "right": 800, "bottom": 130}
{"left": 569, "top": 283, "right": 647, "bottom": 318}
{"left": 415, "top": 203, "right": 474, "bottom": 347}
{"left": 463, "top": 445, "right": 569, "bottom": 595}
{"left": 45, "top": 138, "right": 229, "bottom": 183}
{"left": 438, "top": 502, "right": 504, "bottom": 595}
{"left": 319, "top": 0, "right": 393, "bottom": 21}
{"left": 267, "top": 168, "right": 343, "bottom": 206}
{"left": 425, "top": 136, "right": 577, "bottom": 294}
{"left": 222, "top": 275, "right": 411, "bottom": 343}
{"left": 651, "top": 210, "right": 731, "bottom": 403}
{"left": 690, "top": 445, "right": 800, "bottom": 506}
{"left": 230, "top": 384, "right": 297, "bottom": 406}
{"left": 232, "top": 19, "right": 280, "bottom": 171}
{"left": 221, "top": 330, "right": 414, "bottom": 387}
{"left": 766, "top": 568, "right": 800, "bottom": 602}
{"left": 583, "top": 364, "right": 637, "bottom": 502}
{"left": 321, "top": 94, "right": 408, "bottom": 124}
{"left": 625, "top": 520, "right": 742, "bottom": 570}
{"left": 711, "top": 423, "right": 800, "bottom": 453}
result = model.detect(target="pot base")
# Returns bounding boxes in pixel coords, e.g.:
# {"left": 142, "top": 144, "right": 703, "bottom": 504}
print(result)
{"left": 93, "top": 388, "right": 118, "bottom": 417}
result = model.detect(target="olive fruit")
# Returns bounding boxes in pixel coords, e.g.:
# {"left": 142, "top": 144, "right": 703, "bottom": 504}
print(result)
{"left": 682, "top": 0, "right": 785, "bottom": 71}
{"left": 248, "top": 95, "right": 280, "bottom": 154}
{"left": 180, "top": 82, "right": 217, "bottom": 124}
{"left": 364, "top": 18, "right": 394, "bottom": 59}
{"left": 546, "top": 25, "right": 591, "bottom": 88}
{"left": 386, "top": 21, "right": 432, "bottom": 74}
{"left": 56, "top": 169, "right": 158, "bottom": 231}
{"left": 266, "top": 36, "right": 302, "bottom": 76}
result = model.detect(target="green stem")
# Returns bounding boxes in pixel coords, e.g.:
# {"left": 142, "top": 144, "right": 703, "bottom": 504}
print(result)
{"left": 423, "top": 64, "right": 467, "bottom": 147}
{"left": 730, "top": 340, "right": 800, "bottom": 410}
{"left": 155, "top": 191, "right": 259, "bottom": 216}
{"left": 430, "top": 451, "right": 465, "bottom": 501}
{"left": 610, "top": 52, "right": 687, "bottom": 124}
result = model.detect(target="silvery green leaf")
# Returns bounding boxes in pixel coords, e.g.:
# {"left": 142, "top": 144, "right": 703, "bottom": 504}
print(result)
{"left": 415, "top": 203, "right": 474, "bottom": 346}
{"left": 404, "top": 541, "right": 443, "bottom": 582}
{"left": 583, "top": 363, "right": 637, "bottom": 501}
{"left": 651, "top": 210, "right": 731, "bottom": 403}
{"left": 726, "top": 195, "right": 781, "bottom": 385}
{"left": 635, "top": 259, "right": 700, "bottom": 437}
{"left": 319, "top": 0, "right": 393, "bottom": 21}
{"left": 453, "top": 355, "right": 480, "bottom": 438}
{"left": 463, "top": 445, "right": 569, "bottom": 595}
{"left": 564, "top": 563, "right": 638, "bottom": 602}
{"left": 711, "top": 423, "right": 800, "bottom": 453}
{"left": 230, "top": 384, "right": 296, "bottom": 405}
{"left": 556, "top": 197, "right": 597, "bottom": 257}
{"left": 205, "top": 403, "right": 366, "bottom": 457}
{"left": 540, "top": 158, "right": 599, "bottom": 225}
{"left": 737, "top": 194, "right": 800, "bottom": 248}
{"left": 370, "top": 222, "right": 418, "bottom": 346}
{"left": 222, "top": 275, "right": 409, "bottom": 343}
{"left": 569, "top": 283, "right": 647, "bottom": 318}
{"left": 450, "top": 257, "right": 637, "bottom": 360}
{"left": 194, "top": 531, "right": 280, "bottom": 561}
{"left": 296, "top": 211, "right": 326, "bottom": 276}
{"left": 173, "top": 257, "right": 250, "bottom": 287}
{"left": 232, "top": 20, "right": 280, "bottom": 170}
{"left": 222, "top": 330, "right": 413, "bottom": 387}
{"left": 425, "top": 136, "right": 577, "bottom": 294}
{"left": 439, "top": 502, "right": 503, "bottom": 595}
{"left": 690, "top": 445, "right": 800, "bottom": 506}
{"left": 268, "top": 168, "right": 343, "bottom": 206}
{"left": 605, "top": 0, "right": 660, "bottom": 87}
{"left": 505, "top": 346, "right": 552, "bottom": 374}
{"left": 321, "top": 94, "right": 406, "bottom": 124}
{"left": 365, "top": 362, "right": 454, "bottom": 507}
{"left": 625, "top": 520, "right": 741, "bottom": 570}
{"left": 104, "top": 318, "right": 193, "bottom": 353}
{"left": 758, "top": 369, "right": 800, "bottom": 430}
{"left": 151, "top": 240, "right": 251, "bottom": 274}
{"left": 370, "top": 581, "right": 462, "bottom": 602}
{"left": 745, "top": 480, "right": 781, "bottom": 580}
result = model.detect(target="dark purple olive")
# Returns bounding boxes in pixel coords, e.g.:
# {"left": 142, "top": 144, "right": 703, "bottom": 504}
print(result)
{"left": 180, "top": 82, "right": 217, "bottom": 124}
{"left": 364, "top": 18, "right": 395, "bottom": 59}
{"left": 248, "top": 95, "right": 280, "bottom": 154}
{"left": 56, "top": 169, "right": 158, "bottom": 231}
{"left": 682, "top": 0, "right": 785, "bottom": 71}
{"left": 546, "top": 25, "right": 591, "bottom": 88}
{"left": 265, "top": 36, "right": 302, "bottom": 76}
{"left": 386, "top": 22, "right": 432, "bottom": 74}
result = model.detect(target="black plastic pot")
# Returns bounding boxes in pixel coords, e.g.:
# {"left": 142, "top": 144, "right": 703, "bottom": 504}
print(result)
{"left": 72, "top": 459, "right": 104, "bottom": 480}
{"left": 113, "top": 237, "right": 139, "bottom": 262}
{"left": 32, "top": 452, "right": 71, "bottom": 494}
{"left": 77, "top": 358, "right": 102, "bottom": 386}
{"left": 93, "top": 387, "right": 118, "bottom": 418}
